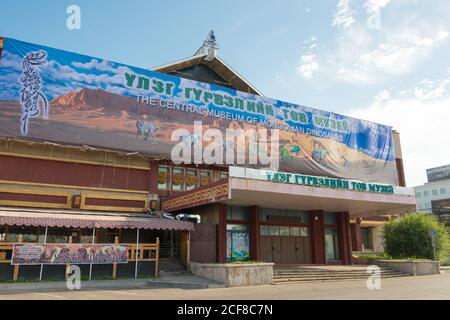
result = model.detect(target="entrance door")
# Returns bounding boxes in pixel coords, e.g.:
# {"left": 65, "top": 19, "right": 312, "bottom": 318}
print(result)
{"left": 259, "top": 226, "right": 312, "bottom": 264}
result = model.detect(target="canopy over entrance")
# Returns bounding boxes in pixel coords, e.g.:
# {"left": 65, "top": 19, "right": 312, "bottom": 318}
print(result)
{"left": 0, "top": 207, "right": 194, "bottom": 231}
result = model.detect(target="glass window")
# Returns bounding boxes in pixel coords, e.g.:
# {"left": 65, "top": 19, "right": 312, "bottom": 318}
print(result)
{"left": 432, "top": 189, "right": 438, "bottom": 196}
{"left": 200, "top": 170, "right": 212, "bottom": 186}
{"left": 286, "top": 210, "right": 310, "bottom": 224}
{"left": 361, "top": 227, "right": 374, "bottom": 250}
{"left": 172, "top": 167, "right": 185, "bottom": 191}
{"left": 261, "top": 208, "right": 280, "bottom": 221}
{"left": 440, "top": 188, "right": 446, "bottom": 195}
{"left": 220, "top": 172, "right": 229, "bottom": 180}
{"left": 227, "top": 206, "right": 250, "bottom": 221}
{"left": 415, "top": 192, "right": 421, "bottom": 198}
{"left": 325, "top": 227, "right": 340, "bottom": 260}
{"left": 324, "top": 213, "right": 337, "bottom": 225}
{"left": 300, "top": 227, "right": 308, "bottom": 237}
{"left": 5, "top": 226, "right": 38, "bottom": 242}
{"left": 290, "top": 227, "right": 300, "bottom": 236}
{"left": 268, "top": 226, "right": 280, "bottom": 236}
{"left": 260, "top": 225, "right": 269, "bottom": 236}
{"left": 226, "top": 224, "right": 248, "bottom": 232}
{"left": 158, "top": 166, "right": 170, "bottom": 190}
{"left": 185, "top": 169, "right": 198, "bottom": 191}
{"left": 424, "top": 191, "right": 429, "bottom": 197}
{"left": 279, "top": 226, "right": 290, "bottom": 236}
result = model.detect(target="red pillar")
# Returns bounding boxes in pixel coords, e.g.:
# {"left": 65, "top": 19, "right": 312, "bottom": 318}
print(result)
{"left": 310, "top": 210, "right": 326, "bottom": 264}
{"left": 249, "top": 206, "right": 261, "bottom": 261}
{"left": 350, "top": 218, "right": 362, "bottom": 252}
{"left": 337, "top": 212, "right": 352, "bottom": 265}
{"left": 217, "top": 204, "right": 227, "bottom": 263}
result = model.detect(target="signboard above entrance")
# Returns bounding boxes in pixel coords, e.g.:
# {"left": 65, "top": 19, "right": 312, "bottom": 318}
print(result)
{"left": 229, "top": 167, "right": 407, "bottom": 195}
{"left": 0, "top": 37, "right": 397, "bottom": 184}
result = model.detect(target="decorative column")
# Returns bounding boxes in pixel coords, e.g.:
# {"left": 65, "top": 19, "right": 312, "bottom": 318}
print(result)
{"left": 350, "top": 218, "right": 362, "bottom": 252}
{"left": 310, "top": 210, "right": 326, "bottom": 264}
{"left": 249, "top": 206, "right": 261, "bottom": 261}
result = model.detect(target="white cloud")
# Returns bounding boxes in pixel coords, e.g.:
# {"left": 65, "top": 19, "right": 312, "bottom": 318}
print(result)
{"left": 334, "top": 28, "right": 449, "bottom": 85}
{"left": 72, "top": 59, "right": 115, "bottom": 72}
{"left": 332, "top": 0, "right": 356, "bottom": 29}
{"left": 350, "top": 74, "right": 450, "bottom": 187}
{"left": 296, "top": 54, "right": 319, "bottom": 78}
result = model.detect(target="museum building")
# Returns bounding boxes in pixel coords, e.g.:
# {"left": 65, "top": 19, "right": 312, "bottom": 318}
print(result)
{"left": 0, "top": 34, "right": 416, "bottom": 281}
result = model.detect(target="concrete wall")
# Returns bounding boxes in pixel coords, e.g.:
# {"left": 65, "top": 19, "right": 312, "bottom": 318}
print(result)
{"left": 190, "top": 262, "right": 274, "bottom": 287}
{"left": 378, "top": 260, "right": 440, "bottom": 275}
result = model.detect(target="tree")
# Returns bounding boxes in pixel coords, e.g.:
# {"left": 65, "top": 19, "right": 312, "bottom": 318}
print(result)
{"left": 383, "top": 213, "right": 450, "bottom": 261}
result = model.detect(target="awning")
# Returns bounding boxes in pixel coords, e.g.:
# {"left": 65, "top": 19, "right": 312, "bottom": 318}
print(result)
{"left": 0, "top": 207, "right": 194, "bottom": 231}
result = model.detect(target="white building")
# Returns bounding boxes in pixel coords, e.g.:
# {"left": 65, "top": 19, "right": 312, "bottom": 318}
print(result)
{"left": 414, "top": 165, "right": 450, "bottom": 214}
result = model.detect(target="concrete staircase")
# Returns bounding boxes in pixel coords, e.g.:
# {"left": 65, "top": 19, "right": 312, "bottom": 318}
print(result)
{"left": 158, "top": 258, "right": 187, "bottom": 273}
{"left": 273, "top": 266, "right": 410, "bottom": 284}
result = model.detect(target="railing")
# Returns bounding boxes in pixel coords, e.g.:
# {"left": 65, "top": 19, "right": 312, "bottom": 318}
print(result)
{"left": 0, "top": 238, "right": 160, "bottom": 281}
{"left": 0, "top": 242, "right": 13, "bottom": 264}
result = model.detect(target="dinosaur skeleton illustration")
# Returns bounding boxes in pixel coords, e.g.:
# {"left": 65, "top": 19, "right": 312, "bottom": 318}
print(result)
{"left": 136, "top": 120, "right": 158, "bottom": 143}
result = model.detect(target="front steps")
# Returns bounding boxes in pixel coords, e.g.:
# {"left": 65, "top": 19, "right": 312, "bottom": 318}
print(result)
{"left": 273, "top": 266, "right": 410, "bottom": 284}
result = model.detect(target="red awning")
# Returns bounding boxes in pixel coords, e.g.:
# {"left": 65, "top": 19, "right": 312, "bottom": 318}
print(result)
{"left": 0, "top": 207, "right": 194, "bottom": 231}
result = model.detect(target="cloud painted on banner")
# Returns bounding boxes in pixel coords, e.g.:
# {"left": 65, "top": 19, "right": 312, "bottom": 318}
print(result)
{"left": 0, "top": 50, "right": 141, "bottom": 100}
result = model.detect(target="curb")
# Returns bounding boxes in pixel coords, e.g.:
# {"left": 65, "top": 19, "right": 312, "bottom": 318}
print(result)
{"left": 0, "top": 278, "right": 225, "bottom": 293}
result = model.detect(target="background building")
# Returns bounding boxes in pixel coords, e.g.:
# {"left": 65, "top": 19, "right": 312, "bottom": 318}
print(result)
{"left": 415, "top": 164, "right": 450, "bottom": 225}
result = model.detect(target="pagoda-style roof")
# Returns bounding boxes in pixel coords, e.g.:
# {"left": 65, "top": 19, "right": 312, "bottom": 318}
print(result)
{"left": 150, "top": 31, "right": 263, "bottom": 96}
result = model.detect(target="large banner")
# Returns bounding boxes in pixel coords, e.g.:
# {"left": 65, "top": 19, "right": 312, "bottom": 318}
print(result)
{"left": 11, "top": 243, "right": 128, "bottom": 265}
{"left": 0, "top": 37, "right": 397, "bottom": 184}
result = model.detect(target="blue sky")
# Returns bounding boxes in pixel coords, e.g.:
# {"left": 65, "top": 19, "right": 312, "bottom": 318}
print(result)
{"left": 1, "top": 0, "right": 449, "bottom": 186}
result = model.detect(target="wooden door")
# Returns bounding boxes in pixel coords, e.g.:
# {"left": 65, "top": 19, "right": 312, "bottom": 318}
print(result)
{"left": 260, "top": 236, "right": 273, "bottom": 262}
{"left": 271, "top": 236, "right": 282, "bottom": 264}
{"left": 295, "top": 236, "right": 312, "bottom": 264}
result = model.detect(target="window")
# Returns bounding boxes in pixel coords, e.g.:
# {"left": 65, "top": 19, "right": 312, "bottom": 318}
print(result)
{"left": 432, "top": 189, "right": 438, "bottom": 196}
{"left": 268, "top": 226, "right": 280, "bottom": 236}
{"left": 172, "top": 167, "right": 185, "bottom": 192}
{"left": 300, "top": 227, "right": 308, "bottom": 237}
{"left": 441, "top": 188, "right": 446, "bottom": 195}
{"left": 324, "top": 213, "right": 337, "bottom": 225}
{"left": 361, "top": 227, "right": 374, "bottom": 250}
{"left": 290, "top": 227, "right": 300, "bottom": 236}
{"left": 415, "top": 192, "right": 421, "bottom": 198}
{"left": 220, "top": 172, "right": 229, "bottom": 180}
{"left": 185, "top": 169, "right": 198, "bottom": 191}
{"left": 260, "top": 225, "right": 269, "bottom": 236}
{"left": 199, "top": 170, "right": 212, "bottom": 186}
{"left": 260, "top": 208, "right": 309, "bottom": 224}
{"left": 423, "top": 191, "right": 429, "bottom": 197}
{"left": 227, "top": 206, "right": 250, "bottom": 221}
{"left": 158, "top": 166, "right": 170, "bottom": 190}
{"left": 325, "top": 227, "right": 339, "bottom": 260}
{"left": 279, "top": 226, "right": 290, "bottom": 236}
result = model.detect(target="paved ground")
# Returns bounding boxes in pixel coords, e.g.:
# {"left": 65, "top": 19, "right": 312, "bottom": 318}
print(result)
{"left": 1, "top": 272, "right": 450, "bottom": 300}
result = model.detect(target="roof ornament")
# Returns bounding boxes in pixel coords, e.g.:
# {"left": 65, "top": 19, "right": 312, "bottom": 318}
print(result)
{"left": 205, "top": 30, "right": 217, "bottom": 47}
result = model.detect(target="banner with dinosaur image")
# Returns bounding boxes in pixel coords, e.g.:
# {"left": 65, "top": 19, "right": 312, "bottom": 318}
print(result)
{"left": 0, "top": 37, "right": 397, "bottom": 184}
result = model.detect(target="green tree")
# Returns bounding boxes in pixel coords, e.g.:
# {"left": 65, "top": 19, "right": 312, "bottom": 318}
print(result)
{"left": 383, "top": 213, "right": 450, "bottom": 261}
